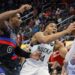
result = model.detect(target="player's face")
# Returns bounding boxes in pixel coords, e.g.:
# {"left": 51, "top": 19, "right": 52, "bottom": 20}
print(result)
{"left": 11, "top": 14, "right": 22, "bottom": 27}
{"left": 46, "top": 23, "right": 57, "bottom": 34}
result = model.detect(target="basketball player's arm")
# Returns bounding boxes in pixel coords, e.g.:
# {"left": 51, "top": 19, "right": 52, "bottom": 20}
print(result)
{"left": 55, "top": 40, "right": 67, "bottom": 58}
{"left": 33, "top": 31, "right": 68, "bottom": 43}
{"left": 15, "top": 46, "right": 31, "bottom": 58}
{"left": 61, "top": 65, "right": 68, "bottom": 75}
{"left": 59, "top": 47, "right": 67, "bottom": 58}
{"left": 34, "top": 23, "right": 75, "bottom": 43}
{"left": 0, "top": 4, "right": 32, "bottom": 21}
{"left": 61, "top": 60, "right": 68, "bottom": 75}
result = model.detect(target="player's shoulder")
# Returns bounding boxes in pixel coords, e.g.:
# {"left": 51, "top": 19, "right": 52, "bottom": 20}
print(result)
{"left": 35, "top": 31, "right": 43, "bottom": 36}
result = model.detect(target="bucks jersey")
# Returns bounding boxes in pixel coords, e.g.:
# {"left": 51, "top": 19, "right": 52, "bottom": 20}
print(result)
{"left": 38, "top": 42, "right": 54, "bottom": 66}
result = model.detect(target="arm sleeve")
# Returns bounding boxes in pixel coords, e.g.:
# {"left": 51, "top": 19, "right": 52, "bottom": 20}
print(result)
{"left": 15, "top": 46, "right": 31, "bottom": 58}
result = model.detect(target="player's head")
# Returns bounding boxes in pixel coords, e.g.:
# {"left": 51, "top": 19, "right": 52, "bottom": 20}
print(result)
{"left": 45, "top": 23, "right": 57, "bottom": 34}
{"left": 9, "top": 13, "right": 22, "bottom": 28}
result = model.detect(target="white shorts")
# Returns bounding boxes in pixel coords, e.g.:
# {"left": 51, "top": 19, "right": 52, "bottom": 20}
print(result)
{"left": 20, "top": 58, "right": 50, "bottom": 75}
{"left": 37, "top": 66, "right": 50, "bottom": 75}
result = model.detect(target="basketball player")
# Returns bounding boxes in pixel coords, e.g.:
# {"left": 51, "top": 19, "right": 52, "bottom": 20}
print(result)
{"left": 31, "top": 22, "right": 75, "bottom": 75}
{"left": 0, "top": 4, "right": 32, "bottom": 75}
{"left": 49, "top": 40, "right": 67, "bottom": 75}
{"left": 20, "top": 22, "right": 75, "bottom": 75}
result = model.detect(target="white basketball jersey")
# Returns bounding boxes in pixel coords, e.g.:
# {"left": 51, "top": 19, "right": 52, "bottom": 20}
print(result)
{"left": 67, "top": 61, "right": 75, "bottom": 75}
{"left": 38, "top": 42, "right": 55, "bottom": 66}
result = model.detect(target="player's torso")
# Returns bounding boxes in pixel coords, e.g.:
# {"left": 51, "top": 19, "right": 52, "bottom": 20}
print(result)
{"left": 38, "top": 42, "right": 55, "bottom": 66}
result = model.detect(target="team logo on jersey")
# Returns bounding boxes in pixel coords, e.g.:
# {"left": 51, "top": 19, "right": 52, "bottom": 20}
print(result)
{"left": 7, "top": 46, "right": 13, "bottom": 53}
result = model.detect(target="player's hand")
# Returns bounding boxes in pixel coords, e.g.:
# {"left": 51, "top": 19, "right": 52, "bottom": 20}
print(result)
{"left": 65, "top": 22, "right": 75, "bottom": 34}
{"left": 18, "top": 4, "right": 32, "bottom": 13}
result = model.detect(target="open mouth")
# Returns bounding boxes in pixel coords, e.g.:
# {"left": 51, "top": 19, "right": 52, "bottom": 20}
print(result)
{"left": 53, "top": 30, "right": 57, "bottom": 33}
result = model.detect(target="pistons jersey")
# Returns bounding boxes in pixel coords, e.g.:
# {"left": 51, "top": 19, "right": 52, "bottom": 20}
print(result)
{"left": 0, "top": 37, "right": 19, "bottom": 69}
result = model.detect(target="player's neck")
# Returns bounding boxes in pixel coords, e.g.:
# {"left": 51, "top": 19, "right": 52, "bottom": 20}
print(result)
{"left": 43, "top": 31, "right": 52, "bottom": 35}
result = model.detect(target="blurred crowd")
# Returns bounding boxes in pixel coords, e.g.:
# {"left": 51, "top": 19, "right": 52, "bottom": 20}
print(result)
{"left": 14, "top": 1, "right": 75, "bottom": 44}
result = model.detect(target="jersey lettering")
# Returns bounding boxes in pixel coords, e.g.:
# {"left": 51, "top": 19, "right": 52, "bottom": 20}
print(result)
{"left": 40, "top": 55, "right": 45, "bottom": 61}
{"left": 7, "top": 46, "right": 13, "bottom": 53}
{"left": 38, "top": 46, "right": 52, "bottom": 54}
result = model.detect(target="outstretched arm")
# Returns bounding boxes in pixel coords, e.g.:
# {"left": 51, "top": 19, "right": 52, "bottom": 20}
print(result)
{"left": 34, "top": 22, "right": 75, "bottom": 43}
{"left": 0, "top": 4, "right": 32, "bottom": 21}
